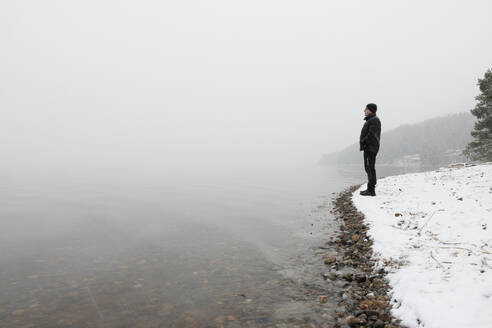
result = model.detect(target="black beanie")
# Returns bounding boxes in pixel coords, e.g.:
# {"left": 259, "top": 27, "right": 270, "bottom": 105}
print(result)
{"left": 366, "top": 103, "right": 377, "bottom": 113}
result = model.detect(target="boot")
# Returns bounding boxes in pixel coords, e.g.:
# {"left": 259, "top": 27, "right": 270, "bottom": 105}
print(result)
{"left": 360, "top": 189, "right": 376, "bottom": 196}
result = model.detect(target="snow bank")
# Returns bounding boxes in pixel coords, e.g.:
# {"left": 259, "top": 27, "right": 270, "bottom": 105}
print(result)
{"left": 352, "top": 163, "right": 492, "bottom": 328}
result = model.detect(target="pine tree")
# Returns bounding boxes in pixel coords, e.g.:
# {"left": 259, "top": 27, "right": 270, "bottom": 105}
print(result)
{"left": 464, "top": 68, "right": 492, "bottom": 161}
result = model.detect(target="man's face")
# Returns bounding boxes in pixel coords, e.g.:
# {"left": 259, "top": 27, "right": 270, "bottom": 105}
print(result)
{"left": 364, "top": 108, "right": 372, "bottom": 116}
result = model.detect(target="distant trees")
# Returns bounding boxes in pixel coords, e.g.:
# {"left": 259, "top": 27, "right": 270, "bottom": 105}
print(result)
{"left": 465, "top": 68, "right": 492, "bottom": 161}
{"left": 319, "top": 112, "right": 474, "bottom": 169}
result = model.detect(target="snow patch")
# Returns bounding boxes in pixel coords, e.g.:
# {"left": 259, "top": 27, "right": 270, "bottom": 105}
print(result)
{"left": 352, "top": 163, "right": 492, "bottom": 328}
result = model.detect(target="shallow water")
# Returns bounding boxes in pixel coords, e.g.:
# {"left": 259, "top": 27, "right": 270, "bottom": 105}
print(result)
{"left": 0, "top": 164, "right": 414, "bottom": 327}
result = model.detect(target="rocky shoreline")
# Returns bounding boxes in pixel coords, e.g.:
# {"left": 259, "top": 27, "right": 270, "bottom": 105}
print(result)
{"left": 325, "top": 186, "right": 407, "bottom": 328}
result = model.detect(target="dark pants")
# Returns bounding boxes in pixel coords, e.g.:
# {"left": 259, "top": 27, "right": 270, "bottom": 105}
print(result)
{"left": 363, "top": 151, "right": 377, "bottom": 192}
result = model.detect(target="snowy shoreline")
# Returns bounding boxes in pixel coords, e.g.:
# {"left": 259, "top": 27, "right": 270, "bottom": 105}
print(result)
{"left": 352, "top": 163, "right": 492, "bottom": 328}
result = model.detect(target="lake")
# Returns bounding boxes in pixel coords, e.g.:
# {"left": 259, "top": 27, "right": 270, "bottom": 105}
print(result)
{"left": 0, "top": 163, "right": 414, "bottom": 327}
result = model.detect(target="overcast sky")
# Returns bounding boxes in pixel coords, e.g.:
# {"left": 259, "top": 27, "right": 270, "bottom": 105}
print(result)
{"left": 1, "top": 0, "right": 491, "bottom": 172}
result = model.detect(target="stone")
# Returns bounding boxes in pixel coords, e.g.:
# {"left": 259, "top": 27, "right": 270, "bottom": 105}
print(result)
{"left": 355, "top": 274, "right": 367, "bottom": 283}
{"left": 345, "top": 315, "right": 363, "bottom": 327}
{"left": 342, "top": 273, "right": 354, "bottom": 281}
{"left": 329, "top": 187, "right": 406, "bottom": 328}
{"left": 324, "top": 256, "right": 337, "bottom": 265}
{"left": 357, "top": 313, "right": 367, "bottom": 321}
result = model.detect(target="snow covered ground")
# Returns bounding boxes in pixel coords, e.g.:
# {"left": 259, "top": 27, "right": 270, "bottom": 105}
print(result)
{"left": 352, "top": 163, "right": 492, "bottom": 328}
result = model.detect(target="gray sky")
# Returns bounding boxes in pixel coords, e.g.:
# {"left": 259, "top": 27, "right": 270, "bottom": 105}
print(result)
{"left": 1, "top": 0, "right": 491, "bottom": 171}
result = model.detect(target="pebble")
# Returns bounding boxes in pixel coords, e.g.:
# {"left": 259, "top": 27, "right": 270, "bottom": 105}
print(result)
{"left": 324, "top": 256, "right": 337, "bottom": 265}
{"left": 327, "top": 186, "right": 406, "bottom": 328}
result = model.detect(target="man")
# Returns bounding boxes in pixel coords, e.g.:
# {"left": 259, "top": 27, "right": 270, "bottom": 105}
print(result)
{"left": 359, "top": 103, "right": 381, "bottom": 196}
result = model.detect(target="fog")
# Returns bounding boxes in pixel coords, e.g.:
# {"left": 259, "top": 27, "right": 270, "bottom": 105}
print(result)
{"left": 4, "top": 2, "right": 492, "bottom": 325}
{"left": 2, "top": 0, "right": 492, "bottom": 173}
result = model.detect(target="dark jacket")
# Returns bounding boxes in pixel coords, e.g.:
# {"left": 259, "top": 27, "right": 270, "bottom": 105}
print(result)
{"left": 359, "top": 113, "right": 381, "bottom": 153}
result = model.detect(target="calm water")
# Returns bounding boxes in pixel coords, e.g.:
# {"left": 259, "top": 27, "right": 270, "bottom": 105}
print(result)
{"left": 0, "top": 164, "right": 414, "bottom": 327}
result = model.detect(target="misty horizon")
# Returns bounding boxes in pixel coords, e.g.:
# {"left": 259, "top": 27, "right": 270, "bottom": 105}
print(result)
{"left": 2, "top": 0, "right": 492, "bottom": 173}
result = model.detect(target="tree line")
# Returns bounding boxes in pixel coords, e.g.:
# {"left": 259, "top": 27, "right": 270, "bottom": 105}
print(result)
{"left": 321, "top": 67, "right": 492, "bottom": 168}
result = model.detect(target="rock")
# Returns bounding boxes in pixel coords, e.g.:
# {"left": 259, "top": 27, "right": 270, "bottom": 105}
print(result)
{"left": 357, "top": 313, "right": 367, "bottom": 321}
{"left": 359, "top": 309, "right": 379, "bottom": 317}
{"left": 318, "top": 295, "right": 328, "bottom": 303}
{"left": 351, "top": 234, "right": 361, "bottom": 242}
{"left": 324, "top": 256, "right": 337, "bottom": 265}
{"left": 355, "top": 274, "right": 367, "bottom": 283}
{"left": 345, "top": 315, "right": 363, "bottom": 327}
{"left": 342, "top": 273, "right": 354, "bottom": 281}
{"left": 329, "top": 187, "right": 405, "bottom": 328}
{"left": 374, "top": 319, "right": 385, "bottom": 328}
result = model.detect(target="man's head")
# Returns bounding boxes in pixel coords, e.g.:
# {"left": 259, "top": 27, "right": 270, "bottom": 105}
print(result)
{"left": 364, "top": 103, "right": 377, "bottom": 116}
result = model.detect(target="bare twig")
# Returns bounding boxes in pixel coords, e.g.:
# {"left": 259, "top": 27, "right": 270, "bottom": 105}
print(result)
{"left": 439, "top": 246, "right": 473, "bottom": 253}
{"left": 431, "top": 235, "right": 460, "bottom": 245}
{"left": 435, "top": 246, "right": 492, "bottom": 256}
{"left": 417, "top": 211, "right": 437, "bottom": 236}
{"left": 482, "top": 258, "right": 492, "bottom": 269}
{"left": 430, "top": 250, "right": 445, "bottom": 269}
